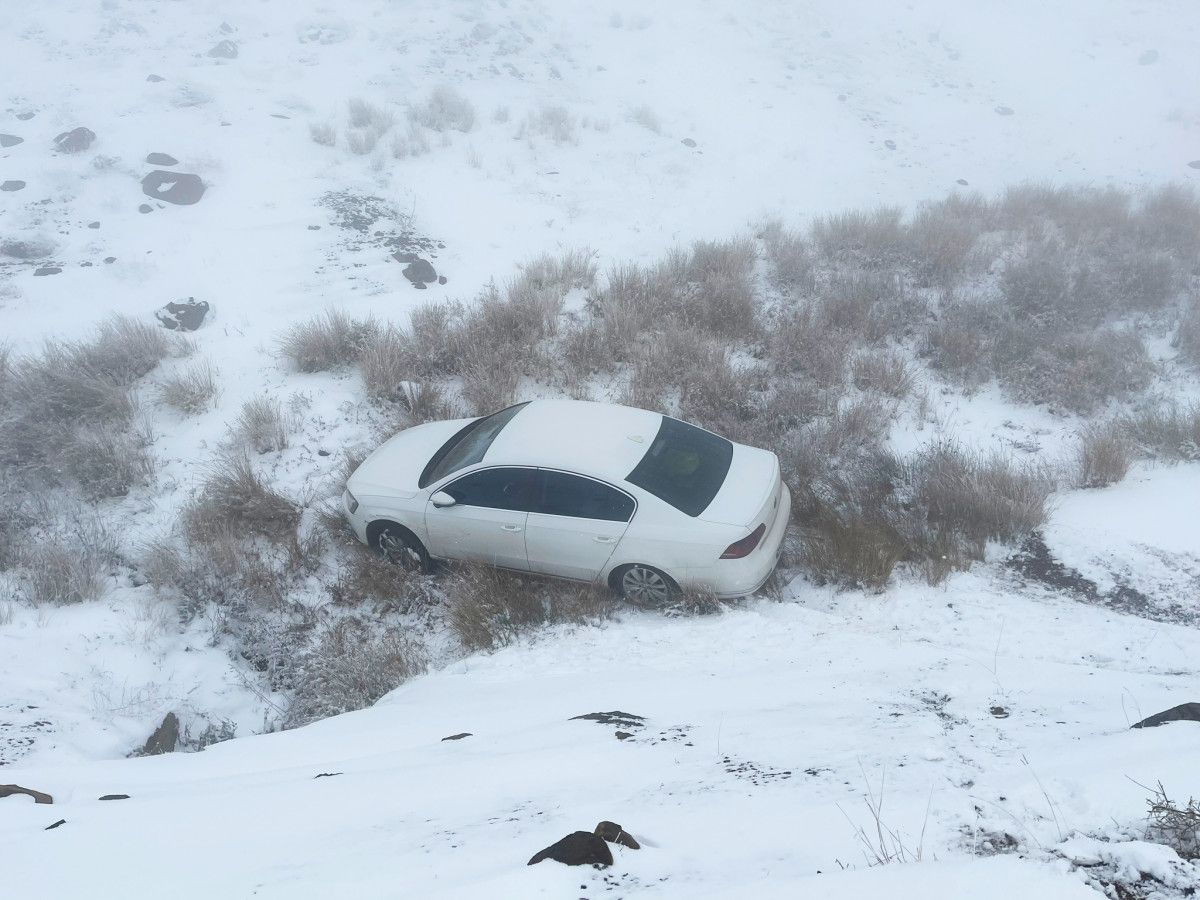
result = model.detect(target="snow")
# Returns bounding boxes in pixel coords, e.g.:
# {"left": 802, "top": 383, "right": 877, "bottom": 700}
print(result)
{"left": 3, "top": 0, "right": 1200, "bottom": 895}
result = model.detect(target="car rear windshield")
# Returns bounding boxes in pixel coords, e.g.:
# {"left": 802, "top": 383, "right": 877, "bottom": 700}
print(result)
{"left": 418, "top": 402, "right": 530, "bottom": 488}
{"left": 626, "top": 416, "right": 733, "bottom": 517}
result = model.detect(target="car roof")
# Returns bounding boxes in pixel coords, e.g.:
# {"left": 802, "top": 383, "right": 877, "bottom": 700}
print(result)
{"left": 482, "top": 399, "right": 664, "bottom": 483}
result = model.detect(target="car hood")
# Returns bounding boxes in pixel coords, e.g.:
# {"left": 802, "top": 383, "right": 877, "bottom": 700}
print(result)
{"left": 347, "top": 417, "right": 476, "bottom": 499}
{"left": 698, "top": 444, "right": 780, "bottom": 528}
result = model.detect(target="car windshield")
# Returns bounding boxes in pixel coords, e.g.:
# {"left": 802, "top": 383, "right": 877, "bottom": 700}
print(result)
{"left": 418, "top": 403, "right": 530, "bottom": 488}
{"left": 626, "top": 416, "right": 733, "bottom": 516}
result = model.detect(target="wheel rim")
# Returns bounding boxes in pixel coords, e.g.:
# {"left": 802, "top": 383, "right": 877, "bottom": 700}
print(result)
{"left": 377, "top": 530, "right": 422, "bottom": 570}
{"left": 622, "top": 566, "right": 670, "bottom": 606}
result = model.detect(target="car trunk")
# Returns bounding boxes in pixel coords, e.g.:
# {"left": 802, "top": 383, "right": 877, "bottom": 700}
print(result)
{"left": 697, "top": 444, "right": 781, "bottom": 531}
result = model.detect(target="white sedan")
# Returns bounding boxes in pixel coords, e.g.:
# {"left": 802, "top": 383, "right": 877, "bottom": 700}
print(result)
{"left": 343, "top": 399, "right": 790, "bottom": 604}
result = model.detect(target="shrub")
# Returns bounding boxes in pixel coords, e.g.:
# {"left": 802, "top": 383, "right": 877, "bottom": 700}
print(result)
{"left": 285, "top": 620, "right": 426, "bottom": 727}
{"left": 630, "top": 104, "right": 661, "bottom": 133}
{"left": 1120, "top": 403, "right": 1200, "bottom": 460}
{"left": 406, "top": 301, "right": 465, "bottom": 377}
{"left": 460, "top": 353, "right": 520, "bottom": 415}
{"left": 17, "top": 515, "right": 118, "bottom": 606}
{"left": 919, "top": 299, "right": 1006, "bottom": 388}
{"left": 408, "top": 86, "right": 475, "bottom": 133}
{"left": 347, "top": 98, "right": 393, "bottom": 130}
{"left": 996, "top": 183, "right": 1131, "bottom": 240}
{"left": 309, "top": 122, "right": 336, "bottom": 146}
{"left": 390, "top": 123, "right": 431, "bottom": 158}
{"left": 346, "top": 129, "right": 381, "bottom": 155}
{"left": 1136, "top": 183, "right": 1200, "bottom": 264}
{"left": 852, "top": 350, "right": 916, "bottom": 399}
{"left": 814, "top": 272, "right": 921, "bottom": 346}
{"left": 810, "top": 206, "right": 906, "bottom": 269}
{"left": 1075, "top": 422, "right": 1131, "bottom": 488}
{"left": 1144, "top": 781, "right": 1200, "bottom": 861}
{"left": 770, "top": 306, "right": 850, "bottom": 392}
{"left": 359, "top": 326, "right": 410, "bottom": 400}
{"left": 231, "top": 396, "right": 291, "bottom": 454}
{"left": 907, "top": 192, "right": 991, "bottom": 286}
{"left": 518, "top": 105, "right": 577, "bottom": 144}
{"left": 158, "top": 360, "right": 219, "bottom": 414}
{"left": 184, "top": 452, "right": 299, "bottom": 544}
{"left": 1175, "top": 299, "right": 1200, "bottom": 367}
{"left": 761, "top": 221, "right": 814, "bottom": 291}
{"left": 518, "top": 249, "right": 597, "bottom": 294}
{"left": 58, "top": 421, "right": 156, "bottom": 499}
{"left": 279, "top": 310, "right": 378, "bottom": 372}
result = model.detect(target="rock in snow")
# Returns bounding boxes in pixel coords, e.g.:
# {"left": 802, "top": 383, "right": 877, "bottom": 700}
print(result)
{"left": 595, "top": 821, "right": 641, "bottom": 849}
{"left": 145, "top": 152, "right": 179, "bottom": 166}
{"left": 155, "top": 298, "right": 210, "bottom": 331}
{"left": 1132, "top": 702, "right": 1200, "bottom": 729}
{"left": 208, "top": 40, "right": 238, "bottom": 59}
{"left": 141, "top": 170, "right": 206, "bottom": 205}
{"left": 53, "top": 127, "right": 96, "bottom": 153}
{"left": 0, "top": 784, "right": 54, "bottom": 804}
{"left": 141, "top": 712, "right": 180, "bottom": 755}
{"left": 527, "top": 831, "right": 614, "bottom": 867}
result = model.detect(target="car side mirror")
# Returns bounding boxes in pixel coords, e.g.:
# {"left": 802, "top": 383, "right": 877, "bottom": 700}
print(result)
{"left": 431, "top": 490, "right": 457, "bottom": 509}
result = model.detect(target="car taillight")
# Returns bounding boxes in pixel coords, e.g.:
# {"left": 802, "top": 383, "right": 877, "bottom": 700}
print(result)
{"left": 720, "top": 524, "right": 766, "bottom": 560}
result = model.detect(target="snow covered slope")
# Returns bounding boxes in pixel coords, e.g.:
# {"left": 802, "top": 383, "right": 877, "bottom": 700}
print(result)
{"left": 3, "top": 0, "right": 1200, "bottom": 896}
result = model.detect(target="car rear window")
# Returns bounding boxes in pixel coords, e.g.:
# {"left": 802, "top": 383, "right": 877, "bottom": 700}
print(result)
{"left": 418, "top": 402, "right": 530, "bottom": 488}
{"left": 625, "top": 416, "right": 733, "bottom": 517}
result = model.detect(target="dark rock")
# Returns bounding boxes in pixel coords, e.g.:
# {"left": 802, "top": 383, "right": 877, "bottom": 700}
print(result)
{"left": 81, "top": 261, "right": 93, "bottom": 267}
{"left": 437, "top": 275, "right": 447, "bottom": 285}
{"left": 317, "top": 449, "right": 331, "bottom": 457}
{"left": 16, "top": 111, "right": 35, "bottom": 121}
{"left": 441, "top": 732, "right": 472, "bottom": 741}
{"left": 307, "top": 224, "right": 320, "bottom": 230}
{"left": 1188, "top": 161, "right": 1200, "bottom": 170}
{"left": 219, "top": 21, "right": 234, "bottom": 34}
{"left": 98, "top": 794, "right": 130, "bottom": 801}
{"left": 53, "top": 127, "right": 96, "bottom": 153}
{"left": 155, "top": 298, "right": 210, "bottom": 331}
{"left": 884, "top": 139, "right": 897, "bottom": 150}
{"left": 528, "top": 832, "right": 613, "bottom": 867}
{"left": 615, "top": 731, "right": 633, "bottom": 741}
{"left": 595, "top": 821, "right": 640, "bottom": 849}
{"left": 1132, "top": 702, "right": 1200, "bottom": 729}
{"left": 956, "top": 178, "right": 969, "bottom": 186}
{"left": 141, "top": 712, "right": 180, "bottom": 755}
{"left": 139, "top": 204, "right": 153, "bottom": 213}
{"left": 208, "top": 40, "right": 238, "bottom": 59}
{"left": 1, "top": 239, "right": 54, "bottom": 259}
{"left": 570, "top": 711, "right": 646, "bottom": 729}
{"left": 146, "top": 74, "right": 165, "bottom": 82}
{"left": 681, "top": 137, "right": 697, "bottom": 148}
{"left": 104, "top": 256, "right": 116, "bottom": 264}
{"left": 994, "top": 105, "right": 1015, "bottom": 116}
{"left": 33, "top": 267, "right": 62, "bottom": 276}
{"left": 0, "top": 133, "right": 24, "bottom": 148}
{"left": 45, "top": 819, "right": 67, "bottom": 830}
{"left": 0, "top": 784, "right": 54, "bottom": 804}
{"left": 313, "top": 772, "right": 342, "bottom": 779}
{"left": 141, "top": 170, "right": 206, "bottom": 205}
{"left": 1, "top": 180, "right": 24, "bottom": 191}
{"left": 145, "top": 152, "right": 178, "bottom": 166}
{"left": 270, "top": 113, "right": 290, "bottom": 120}
{"left": 88, "top": 221, "right": 101, "bottom": 228}
{"left": 401, "top": 257, "right": 438, "bottom": 288}
{"left": 990, "top": 706, "right": 1009, "bottom": 718}
{"left": 1138, "top": 49, "right": 1159, "bottom": 65}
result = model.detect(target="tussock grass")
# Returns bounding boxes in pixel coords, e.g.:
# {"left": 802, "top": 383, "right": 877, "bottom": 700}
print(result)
{"left": 231, "top": 396, "right": 291, "bottom": 454}
{"left": 16, "top": 515, "right": 118, "bottom": 606}
{"left": 517, "top": 105, "right": 577, "bottom": 144}
{"left": 279, "top": 310, "right": 379, "bottom": 372}
{"left": 408, "top": 86, "right": 475, "bottom": 133}
{"left": 1075, "top": 422, "right": 1131, "bottom": 488}
{"left": 158, "top": 360, "right": 218, "bottom": 414}
{"left": 1119, "top": 403, "right": 1200, "bottom": 460}
{"left": 309, "top": 122, "right": 336, "bottom": 146}
{"left": 184, "top": 452, "right": 299, "bottom": 544}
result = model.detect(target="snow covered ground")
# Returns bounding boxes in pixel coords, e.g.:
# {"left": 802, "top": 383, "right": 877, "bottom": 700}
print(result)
{"left": 3, "top": 0, "right": 1200, "bottom": 896}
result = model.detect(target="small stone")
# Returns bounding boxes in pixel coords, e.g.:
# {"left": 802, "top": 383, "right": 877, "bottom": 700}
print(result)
{"left": 88, "top": 221, "right": 101, "bottom": 229}
{"left": 1, "top": 239, "right": 54, "bottom": 259}
{"left": 145, "top": 152, "right": 178, "bottom": 166}
{"left": 141, "top": 170, "right": 206, "bottom": 205}
{"left": 270, "top": 113, "right": 290, "bottom": 119}
{"left": 104, "top": 256, "right": 116, "bottom": 264}
{"left": 1188, "top": 160, "right": 1200, "bottom": 170}
{"left": 1138, "top": 49, "right": 1159, "bottom": 65}
{"left": 219, "top": 21, "right": 234, "bottom": 33}
{"left": 139, "top": 204, "right": 153, "bottom": 213}
{"left": 146, "top": 74, "right": 165, "bottom": 82}
{"left": 681, "top": 137, "right": 697, "bottom": 148}
{"left": 33, "top": 266, "right": 62, "bottom": 276}
{"left": 528, "top": 832, "right": 613, "bottom": 867}
{"left": 16, "top": 111, "right": 34, "bottom": 121}
{"left": 141, "top": 712, "right": 180, "bottom": 755}
{"left": 994, "top": 105, "right": 1015, "bottom": 116}
{"left": 437, "top": 275, "right": 447, "bottom": 285}
{"left": 956, "top": 178, "right": 969, "bottom": 186}
{"left": 307, "top": 224, "right": 321, "bottom": 230}
{"left": 1, "top": 180, "right": 24, "bottom": 191}
{"left": 53, "top": 126, "right": 96, "bottom": 153}
{"left": 317, "top": 449, "right": 331, "bottom": 457}
{"left": 0, "top": 134, "right": 23, "bottom": 148}
{"left": 208, "top": 39, "right": 238, "bottom": 59}
{"left": 615, "top": 731, "right": 633, "bottom": 741}
{"left": 98, "top": 794, "right": 130, "bottom": 801}
{"left": 313, "top": 772, "right": 342, "bottom": 779}
{"left": 400, "top": 256, "right": 438, "bottom": 288}
{"left": 884, "top": 139, "right": 896, "bottom": 149}
{"left": 990, "top": 706, "right": 1010, "bottom": 718}
{"left": 441, "top": 732, "right": 472, "bottom": 741}
{"left": 45, "top": 819, "right": 67, "bottom": 830}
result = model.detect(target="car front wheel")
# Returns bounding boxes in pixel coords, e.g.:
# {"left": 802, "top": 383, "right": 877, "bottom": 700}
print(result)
{"left": 613, "top": 564, "right": 675, "bottom": 608}
{"left": 369, "top": 522, "right": 430, "bottom": 573}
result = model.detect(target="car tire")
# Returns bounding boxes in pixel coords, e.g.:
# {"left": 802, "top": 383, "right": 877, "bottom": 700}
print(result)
{"left": 367, "top": 521, "right": 431, "bottom": 573}
{"left": 611, "top": 564, "right": 677, "bottom": 608}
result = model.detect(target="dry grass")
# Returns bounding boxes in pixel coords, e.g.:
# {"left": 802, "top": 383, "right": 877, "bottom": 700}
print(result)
{"left": 811, "top": 206, "right": 907, "bottom": 269}
{"left": 1119, "top": 403, "right": 1200, "bottom": 460}
{"left": 309, "top": 122, "right": 336, "bottom": 147}
{"left": 184, "top": 452, "right": 300, "bottom": 544}
{"left": 517, "top": 105, "right": 577, "bottom": 144}
{"left": 279, "top": 310, "right": 379, "bottom": 372}
{"left": 231, "top": 396, "right": 291, "bottom": 454}
{"left": 1143, "top": 781, "right": 1200, "bottom": 861}
{"left": 1075, "top": 422, "right": 1131, "bottom": 488}
{"left": 761, "top": 220, "right": 815, "bottom": 291}
{"left": 852, "top": 350, "right": 916, "bottom": 399}
{"left": 907, "top": 192, "right": 991, "bottom": 286}
{"left": 408, "top": 86, "right": 475, "bottom": 133}
{"left": 16, "top": 515, "right": 118, "bottom": 606}
{"left": 1176, "top": 299, "right": 1200, "bottom": 367}
{"left": 158, "top": 360, "right": 219, "bottom": 414}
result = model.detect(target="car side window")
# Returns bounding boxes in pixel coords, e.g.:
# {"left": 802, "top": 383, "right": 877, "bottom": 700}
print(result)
{"left": 441, "top": 467, "right": 536, "bottom": 511}
{"left": 535, "top": 470, "right": 635, "bottom": 522}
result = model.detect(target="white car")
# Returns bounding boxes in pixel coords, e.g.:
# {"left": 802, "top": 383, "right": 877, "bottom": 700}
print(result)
{"left": 343, "top": 399, "right": 790, "bottom": 604}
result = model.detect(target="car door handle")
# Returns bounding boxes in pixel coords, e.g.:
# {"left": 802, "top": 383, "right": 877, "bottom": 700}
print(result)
{"left": 500, "top": 524, "right": 523, "bottom": 532}
{"left": 593, "top": 536, "right": 618, "bottom": 544}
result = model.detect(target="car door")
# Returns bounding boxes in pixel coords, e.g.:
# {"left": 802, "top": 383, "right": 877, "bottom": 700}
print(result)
{"left": 424, "top": 467, "right": 536, "bottom": 570}
{"left": 524, "top": 469, "right": 636, "bottom": 581}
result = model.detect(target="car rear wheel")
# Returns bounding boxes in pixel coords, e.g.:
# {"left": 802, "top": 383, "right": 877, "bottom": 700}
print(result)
{"left": 614, "top": 564, "right": 675, "bottom": 608}
{"left": 369, "top": 522, "right": 430, "bottom": 573}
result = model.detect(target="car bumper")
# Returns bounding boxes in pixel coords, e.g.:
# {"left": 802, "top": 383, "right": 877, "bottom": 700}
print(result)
{"left": 343, "top": 490, "right": 369, "bottom": 544}
{"left": 684, "top": 483, "right": 791, "bottom": 598}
